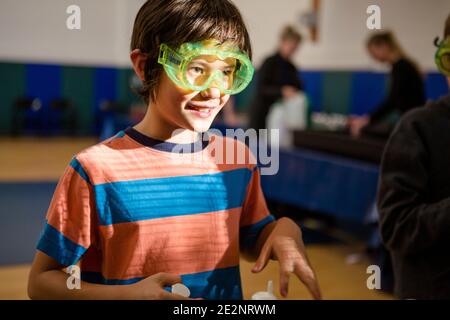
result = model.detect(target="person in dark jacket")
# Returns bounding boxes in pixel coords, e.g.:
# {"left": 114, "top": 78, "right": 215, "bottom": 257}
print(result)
{"left": 248, "top": 26, "right": 303, "bottom": 131}
{"left": 350, "top": 31, "right": 426, "bottom": 138}
{"left": 377, "top": 14, "right": 450, "bottom": 299}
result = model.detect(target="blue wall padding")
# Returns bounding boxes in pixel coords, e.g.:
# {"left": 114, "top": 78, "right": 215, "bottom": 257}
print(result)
{"left": 301, "top": 71, "right": 323, "bottom": 112}
{"left": 94, "top": 67, "right": 118, "bottom": 110}
{"left": 425, "top": 73, "right": 448, "bottom": 101}
{"left": 26, "top": 64, "right": 62, "bottom": 107}
{"left": 25, "top": 64, "right": 62, "bottom": 134}
{"left": 94, "top": 67, "right": 118, "bottom": 134}
{"left": 350, "top": 71, "right": 387, "bottom": 115}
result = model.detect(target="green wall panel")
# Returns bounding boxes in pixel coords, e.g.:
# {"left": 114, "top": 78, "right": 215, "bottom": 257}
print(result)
{"left": 117, "top": 68, "right": 141, "bottom": 109}
{"left": 0, "top": 63, "right": 26, "bottom": 134}
{"left": 61, "top": 66, "right": 94, "bottom": 135}
{"left": 322, "top": 72, "right": 352, "bottom": 115}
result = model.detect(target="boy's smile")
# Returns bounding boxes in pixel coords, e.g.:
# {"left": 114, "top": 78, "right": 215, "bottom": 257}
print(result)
{"left": 185, "top": 99, "right": 220, "bottom": 119}
{"left": 179, "top": 84, "right": 230, "bottom": 131}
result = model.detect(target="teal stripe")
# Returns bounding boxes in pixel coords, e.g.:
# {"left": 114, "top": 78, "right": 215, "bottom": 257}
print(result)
{"left": 94, "top": 168, "right": 253, "bottom": 226}
{"left": 69, "top": 158, "right": 91, "bottom": 184}
{"left": 61, "top": 66, "right": 94, "bottom": 135}
{"left": 82, "top": 265, "right": 243, "bottom": 299}
{"left": 0, "top": 63, "right": 26, "bottom": 134}
{"left": 37, "top": 222, "right": 87, "bottom": 266}
{"left": 322, "top": 71, "right": 352, "bottom": 115}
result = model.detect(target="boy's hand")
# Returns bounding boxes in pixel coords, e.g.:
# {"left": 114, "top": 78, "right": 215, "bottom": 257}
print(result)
{"left": 126, "top": 272, "right": 193, "bottom": 300}
{"left": 251, "top": 217, "right": 322, "bottom": 300}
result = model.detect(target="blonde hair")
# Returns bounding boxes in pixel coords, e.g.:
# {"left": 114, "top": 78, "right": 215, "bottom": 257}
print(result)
{"left": 280, "top": 25, "right": 302, "bottom": 43}
{"left": 367, "top": 30, "right": 423, "bottom": 77}
{"left": 366, "top": 30, "right": 405, "bottom": 57}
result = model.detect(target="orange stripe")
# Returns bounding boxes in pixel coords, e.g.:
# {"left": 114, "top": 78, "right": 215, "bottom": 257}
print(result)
{"left": 76, "top": 135, "right": 257, "bottom": 185}
{"left": 98, "top": 208, "right": 242, "bottom": 280}
{"left": 47, "top": 166, "right": 96, "bottom": 249}
{"left": 240, "top": 169, "right": 271, "bottom": 227}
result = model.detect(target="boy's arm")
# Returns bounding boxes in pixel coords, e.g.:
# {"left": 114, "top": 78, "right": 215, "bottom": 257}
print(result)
{"left": 28, "top": 251, "right": 188, "bottom": 300}
{"left": 238, "top": 162, "right": 321, "bottom": 299}
{"left": 241, "top": 220, "right": 276, "bottom": 262}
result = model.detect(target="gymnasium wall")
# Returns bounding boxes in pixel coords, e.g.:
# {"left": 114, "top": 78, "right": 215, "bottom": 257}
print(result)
{"left": 0, "top": 0, "right": 449, "bottom": 135}
{"left": 1, "top": 0, "right": 449, "bottom": 69}
{"left": 238, "top": 0, "right": 450, "bottom": 70}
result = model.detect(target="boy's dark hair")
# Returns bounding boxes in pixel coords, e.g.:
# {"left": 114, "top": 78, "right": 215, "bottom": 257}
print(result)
{"left": 130, "top": 0, "right": 252, "bottom": 104}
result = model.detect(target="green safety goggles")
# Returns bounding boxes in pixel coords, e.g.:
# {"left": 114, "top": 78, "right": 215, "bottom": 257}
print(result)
{"left": 434, "top": 37, "right": 450, "bottom": 76}
{"left": 157, "top": 40, "right": 254, "bottom": 95}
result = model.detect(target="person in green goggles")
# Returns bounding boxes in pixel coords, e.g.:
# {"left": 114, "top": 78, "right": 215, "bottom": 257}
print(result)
{"left": 378, "top": 13, "right": 450, "bottom": 300}
{"left": 435, "top": 36, "right": 450, "bottom": 77}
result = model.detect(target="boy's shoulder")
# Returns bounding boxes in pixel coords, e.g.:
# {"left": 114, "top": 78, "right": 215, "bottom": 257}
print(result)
{"left": 390, "top": 94, "right": 450, "bottom": 146}
{"left": 400, "top": 95, "right": 450, "bottom": 126}
{"left": 72, "top": 130, "right": 135, "bottom": 169}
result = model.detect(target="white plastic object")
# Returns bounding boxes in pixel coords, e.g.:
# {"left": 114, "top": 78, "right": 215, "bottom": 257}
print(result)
{"left": 251, "top": 280, "right": 277, "bottom": 300}
{"left": 172, "top": 283, "right": 191, "bottom": 298}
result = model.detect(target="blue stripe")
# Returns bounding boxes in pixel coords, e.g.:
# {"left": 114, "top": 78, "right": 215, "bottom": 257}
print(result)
{"left": 175, "top": 265, "right": 243, "bottom": 300}
{"left": 69, "top": 158, "right": 91, "bottom": 184}
{"left": 81, "top": 272, "right": 143, "bottom": 285}
{"left": 240, "top": 215, "right": 276, "bottom": 250}
{"left": 94, "top": 168, "right": 253, "bottom": 226}
{"left": 82, "top": 265, "right": 243, "bottom": 300}
{"left": 116, "top": 130, "right": 126, "bottom": 138}
{"left": 36, "top": 222, "right": 87, "bottom": 266}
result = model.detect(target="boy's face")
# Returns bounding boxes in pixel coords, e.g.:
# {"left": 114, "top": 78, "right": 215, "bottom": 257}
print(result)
{"left": 155, "top": 66, "right": 231, "bottom": 133}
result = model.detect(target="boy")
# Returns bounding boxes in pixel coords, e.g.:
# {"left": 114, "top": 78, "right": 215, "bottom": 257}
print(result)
{"left": 28, "top": 0, "right": 321, "bottom": 300}
{"left": 378, "top": 14, "right": 450, "bottom": 299}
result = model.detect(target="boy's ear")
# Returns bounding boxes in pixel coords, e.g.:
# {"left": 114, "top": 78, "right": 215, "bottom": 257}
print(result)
{"left": 130, "top": 49, "right": 148, "bottom": 81}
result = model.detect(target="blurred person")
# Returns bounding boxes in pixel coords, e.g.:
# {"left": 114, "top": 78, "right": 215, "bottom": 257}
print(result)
{"left": 377, "top": 14, "right": 450, "bottom": 299}
{"left": 349, "top": 31, "right": 425, "bottom": 138}
{"left": 248, "top": 26, "right": 304, "bottom": 131}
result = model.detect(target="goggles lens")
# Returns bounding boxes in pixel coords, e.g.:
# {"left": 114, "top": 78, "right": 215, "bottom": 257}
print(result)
{"left": 158, "top": 41, "right": 254, "bottom": 94}
{"left": 435, "top": 37, "right": 450, "bottom": 76}
{"left": 439, "top": 52, "right": 450, "bottom": 73}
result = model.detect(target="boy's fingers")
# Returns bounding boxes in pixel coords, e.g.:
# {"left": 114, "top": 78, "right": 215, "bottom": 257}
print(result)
{"left": 252, "top": 243, "right": 271, "bottom": 273}
{"left": 294, "top": 262, "right": 322, "bottom": 300}
{"left": 155, "top": 272, "right": 182, "bottom": 286}
{"left": 279, "top": 267, "right": 291, "bottom": 297}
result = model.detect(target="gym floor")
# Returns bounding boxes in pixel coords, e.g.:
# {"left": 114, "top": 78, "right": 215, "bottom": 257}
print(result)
{"left": 0, "top": 137, "right": 393, "bottom": 300}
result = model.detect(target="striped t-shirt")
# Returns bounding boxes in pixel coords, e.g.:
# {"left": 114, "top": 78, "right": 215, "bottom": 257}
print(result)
{"left": 37, "top": 127, "right": 275, "bottom": 300}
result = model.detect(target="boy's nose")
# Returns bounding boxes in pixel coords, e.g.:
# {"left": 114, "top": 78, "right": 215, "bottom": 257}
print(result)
{"left": 200, "top": 86, "right": 221, "bottom": 99}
